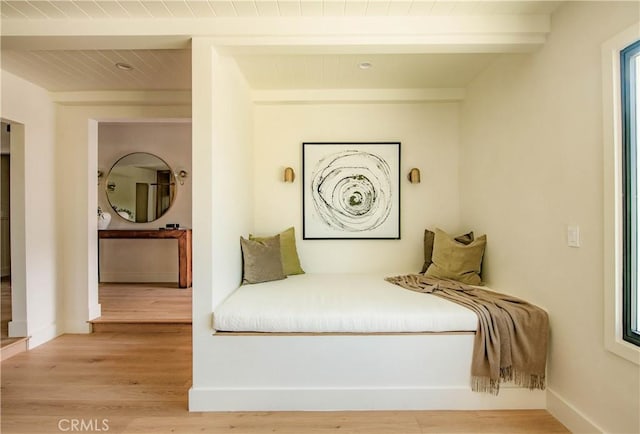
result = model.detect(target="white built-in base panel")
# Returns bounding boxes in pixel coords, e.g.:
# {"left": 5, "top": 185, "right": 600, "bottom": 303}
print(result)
{"left": 189, "top": 333, "right": 545, "bottom": 411}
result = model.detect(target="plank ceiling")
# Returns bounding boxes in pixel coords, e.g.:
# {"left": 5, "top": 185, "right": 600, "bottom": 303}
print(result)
{"left": 0, "top": 1, "right": 564, "bottom": 92}
{"left": 1, "top": 1, "right": 562, "bottom": 19}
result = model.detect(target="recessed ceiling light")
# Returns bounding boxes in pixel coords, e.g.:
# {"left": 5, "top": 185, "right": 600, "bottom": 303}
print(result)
{"left": 115, "top": 62, "right": 133, "bottom": 71}
{"left": 358, "top": 61, "right": 373, "bottom": 70}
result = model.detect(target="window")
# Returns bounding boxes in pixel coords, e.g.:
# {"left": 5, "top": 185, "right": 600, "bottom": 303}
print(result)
{"left": 603, "top": 24, "right": 639, "bottom": 364}
{"left": 622, "top": 39, "right": 640, "bottom": 347}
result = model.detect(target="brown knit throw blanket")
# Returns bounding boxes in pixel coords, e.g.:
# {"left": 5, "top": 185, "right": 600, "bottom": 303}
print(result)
{"left": 385, "top": 274, "right": 548, "bottom": 395}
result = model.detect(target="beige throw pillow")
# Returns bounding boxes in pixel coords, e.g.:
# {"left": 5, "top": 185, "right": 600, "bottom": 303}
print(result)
{"left": 240, "top": 235, "right": 286, "bottom": 285}
{"left": 425, "top": 228, "right": 486, "bottom": 285}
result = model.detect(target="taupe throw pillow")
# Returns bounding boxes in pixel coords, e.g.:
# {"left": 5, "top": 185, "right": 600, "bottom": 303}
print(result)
{"left": 240, "top": 235, "right": 286, "bottom": 285}
{"left": 420, "top": 229, "right": 475, "bottom": 273}
{"left": 425, "top": 228, "right": 486, "bottom": 285}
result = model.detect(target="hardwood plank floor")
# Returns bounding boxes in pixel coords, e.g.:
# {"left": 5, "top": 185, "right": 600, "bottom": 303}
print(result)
{"left": 1, "top": 330, "right": 570, "bottom": 434}
{"left": 96, "top": 282, "right": 192, "bottom": 323}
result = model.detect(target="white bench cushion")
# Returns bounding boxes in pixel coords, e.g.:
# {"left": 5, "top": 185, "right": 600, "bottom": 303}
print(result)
{"left": 214, "top": 273, "right": 478, "bottom": 333}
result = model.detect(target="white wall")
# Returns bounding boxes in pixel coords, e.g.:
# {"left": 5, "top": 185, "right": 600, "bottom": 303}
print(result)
{"left": 98, "top": 122, "right": 192, "bottom": 283}
{"left": 253, "top": 102, "right": 461, "bottom": 274}
{"left": 0, "top": 70, "right": 59, "bottom": 348}
{"left": 190, "top": 41, "right": 254, "bottom": 406}
{"left": 459, "top": 2, "right": 639, "bottom": 433}
{"left": 56, "top": 103, "right": 191, "bottom": 333}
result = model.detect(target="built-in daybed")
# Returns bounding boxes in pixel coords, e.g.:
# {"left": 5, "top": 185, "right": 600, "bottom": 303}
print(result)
{"left": 213, "top": 273, "right": 477, "bottom": 334}
{"left": 190, "top": 228, "right": 547, "bottom": 412}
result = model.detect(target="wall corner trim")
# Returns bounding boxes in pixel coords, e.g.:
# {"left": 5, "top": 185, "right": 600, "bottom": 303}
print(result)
{"left": 546, "top": 388, "right": 603, "bottom": 434}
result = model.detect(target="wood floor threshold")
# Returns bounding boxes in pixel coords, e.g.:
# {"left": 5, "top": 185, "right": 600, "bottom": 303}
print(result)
{"left": 90, "top": 323, "right": 192, "bottom": 333}
{"left": 90, "top": 318, "right": 191, "bottom": 324}
{"left": 0, "top": 336, "right": 29, "bottom": 361}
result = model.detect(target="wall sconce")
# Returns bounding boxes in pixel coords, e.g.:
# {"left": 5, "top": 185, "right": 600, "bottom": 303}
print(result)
{"left": 107, "top": 181, "right": 116, "bottom": 192}
{"left": 175, "top": 170, "right": 188, "bottom": 185}
{"left": 408, "top": 168, "right": 421, "bottom": 184}
{"left": 284, "top": 167, "right": 295, "bottom": 183}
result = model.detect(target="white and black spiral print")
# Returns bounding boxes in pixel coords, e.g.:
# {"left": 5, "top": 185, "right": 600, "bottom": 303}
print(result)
{"left": 311, "top": 150, "right": 393, "bottom": 232}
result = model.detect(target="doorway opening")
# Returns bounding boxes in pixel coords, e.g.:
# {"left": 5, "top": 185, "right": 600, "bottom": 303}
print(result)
{"left": 1, "top": 123, "right": 11, "bottom": 343}
{"left": 91, "top": 119, "right": 192, "bottom": 333}
{"left": 1, "top": 120, "right": 28, "bottom": 357}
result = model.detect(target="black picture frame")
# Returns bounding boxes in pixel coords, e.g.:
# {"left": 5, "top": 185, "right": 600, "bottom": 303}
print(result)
{"left": 302, "top": 142, "right": 401, "bottom": 240}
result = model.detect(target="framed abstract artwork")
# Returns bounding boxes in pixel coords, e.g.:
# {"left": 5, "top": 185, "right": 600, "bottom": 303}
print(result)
{"left": 302, "top": 142, "right": 401, "bottom": 240}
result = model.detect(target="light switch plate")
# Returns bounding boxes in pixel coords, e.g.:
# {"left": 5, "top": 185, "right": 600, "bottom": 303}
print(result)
{"left": 567, "top": 225, "right": 580, "bottom": 248}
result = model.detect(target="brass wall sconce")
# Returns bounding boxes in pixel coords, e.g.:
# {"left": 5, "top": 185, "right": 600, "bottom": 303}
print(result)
{"left": 284, "top": 167, "right": 295, "bottom": 183}
{"left": 408, "top": 168, "right": 421, "bottom": 184}
{"left": 175, "top": 169, "right": 188, "bottom": 185}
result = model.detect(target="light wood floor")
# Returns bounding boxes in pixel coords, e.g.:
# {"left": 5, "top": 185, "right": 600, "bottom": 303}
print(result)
{"left": 92, "top": 282, "right": 191, "bottom": 332}
{"left": 3, "top": 284, "right": 569, "bottom": 433}
{"left": 96, "top": 282, "right": 192, "bottom": 323}
{"left": 1, "top": 328, "right": 570, "bottom": 434}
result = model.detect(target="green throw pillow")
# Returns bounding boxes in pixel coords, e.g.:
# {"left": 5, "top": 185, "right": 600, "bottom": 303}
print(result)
{"left": 240, "top": 235, "right": 286, "bottom": 285}
{"left": 420, "top": 229, "right": 474, "bottom": 274}
{"left": 250, "top": 227, "right": 305, "bottom": 276}
{"left": 425, "top": 228, "right": 486, "bottom": 285}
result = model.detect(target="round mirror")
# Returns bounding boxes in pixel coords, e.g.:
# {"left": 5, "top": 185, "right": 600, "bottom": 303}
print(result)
{"left": 105, "top": 152, "right": 176, "bottom": 223}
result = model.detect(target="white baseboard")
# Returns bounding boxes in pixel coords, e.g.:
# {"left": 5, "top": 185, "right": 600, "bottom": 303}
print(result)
{"left": 26, "top": 322, "right": 60, "bottom": 350}
{"left": 8, "top": 319, "right": 27, "bottom": 337}
{"left": 547, "top": 388, "right": 602, "bottom": 433}
{"left": 188, "top": 386, "right": 546, "bottom": 412}
{"left": 89, "top": 303, "right": 102, "bottom": 321}
{"left": 64, "top": 319, "right": 92, "bottom": 334}
{"left": 8, "top": 321, "right": 62, "bottom": 350}
{"left": 99, "top": 272, "right": 177, "bottom": 283}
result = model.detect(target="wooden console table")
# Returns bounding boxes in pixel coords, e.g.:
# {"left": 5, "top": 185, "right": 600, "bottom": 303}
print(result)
{"left": 98, "top": 229, "right": 192, "bottom": 288}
